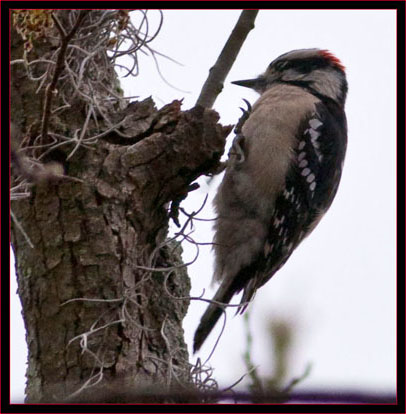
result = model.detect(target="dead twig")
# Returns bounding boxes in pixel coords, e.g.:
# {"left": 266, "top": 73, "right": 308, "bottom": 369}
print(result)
{"left": 41, "top": 10, "right": 90, "bottom": 143}
{"left": 196, "top": 10, "right": 259, "bottom": 108}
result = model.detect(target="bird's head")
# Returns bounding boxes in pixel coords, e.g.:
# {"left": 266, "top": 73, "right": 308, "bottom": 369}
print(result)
{"left": 232, "top": 48, "right": 347, "bottom": 106}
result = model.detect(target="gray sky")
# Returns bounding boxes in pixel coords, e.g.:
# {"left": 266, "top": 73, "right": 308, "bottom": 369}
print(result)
{"left": 11, "top": 9, "right": 396, "bottom": 402}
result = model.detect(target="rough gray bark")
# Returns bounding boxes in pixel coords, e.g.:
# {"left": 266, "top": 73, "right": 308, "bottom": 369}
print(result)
{"left": 10, "top": 11, "right": 230, "bottom": 403}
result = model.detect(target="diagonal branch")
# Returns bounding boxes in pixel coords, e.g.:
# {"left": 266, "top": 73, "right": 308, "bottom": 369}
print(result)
{"left": 196, "top": 10, "right": 259, "bottom": 109}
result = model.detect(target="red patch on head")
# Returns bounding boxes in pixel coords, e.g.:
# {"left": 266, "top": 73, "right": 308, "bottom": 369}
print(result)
{"left": 319, "top": 50, "right": 345, "bottom": 72}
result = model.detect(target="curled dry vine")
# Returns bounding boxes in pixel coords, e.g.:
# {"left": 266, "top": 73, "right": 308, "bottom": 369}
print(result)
{"left": 59, "top": 194, "right": 248, "bottom": 400}
{"left": 11, "top": 9, "right": 165, "bottom": 201}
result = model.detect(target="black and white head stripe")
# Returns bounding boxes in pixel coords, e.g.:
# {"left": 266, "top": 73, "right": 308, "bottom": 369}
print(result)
{"left": 270, "top": 49, "right": 346, "bottom": 73}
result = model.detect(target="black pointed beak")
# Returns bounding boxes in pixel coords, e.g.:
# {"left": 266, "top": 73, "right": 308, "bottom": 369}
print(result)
{"left": 231, "top": 78, "right": 259, "bottom": 88}
{"left": 231, "top": 76, "right": 266, "bottom": 91}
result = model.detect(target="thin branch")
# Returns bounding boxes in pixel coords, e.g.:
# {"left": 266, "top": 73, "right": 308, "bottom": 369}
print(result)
{"left": 66, "top": 103, "right": 93, "bottom": 160}
{"left": 196, "top": 10, "right": 259, "bottom": 108}
{"left": 10, "top": 210, "right": 34, "bottom": 248}
{"left": 41, "top": 10, "right": 89, "bottom": 142}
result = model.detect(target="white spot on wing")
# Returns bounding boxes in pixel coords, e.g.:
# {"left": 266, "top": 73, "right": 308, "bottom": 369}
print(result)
{"left": 309, "top": 118, "right": 323, "bottom": 129}
{"left": 309, "top": 129, "right": 320, "bottom": 141}
{"left": 304, "top": 116, "right": 324, "bottom": 162}
{"left": 306, "top": 173, "right": 315, "bottom": 183}
{"left": 298, "top": 151, "right": 306, "bottom": 161}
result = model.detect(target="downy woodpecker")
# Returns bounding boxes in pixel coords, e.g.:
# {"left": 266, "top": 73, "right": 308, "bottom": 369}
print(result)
{"left": 194, "top": 49, "right": 348, "bottom": 352}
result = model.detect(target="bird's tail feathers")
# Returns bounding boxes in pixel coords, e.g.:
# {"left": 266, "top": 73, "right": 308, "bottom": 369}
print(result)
{"left": 193, "top": 280, "right": 236, "bottom": 353}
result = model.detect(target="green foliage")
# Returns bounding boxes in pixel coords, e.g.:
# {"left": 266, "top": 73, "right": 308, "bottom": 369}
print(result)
{"left": 242, "top": 310, "right": 312, "bottom": 402}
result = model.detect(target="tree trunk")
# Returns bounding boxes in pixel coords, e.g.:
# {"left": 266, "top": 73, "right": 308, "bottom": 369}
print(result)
{"left": 10, "top": 10, "right": 230, "bottom": 403}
